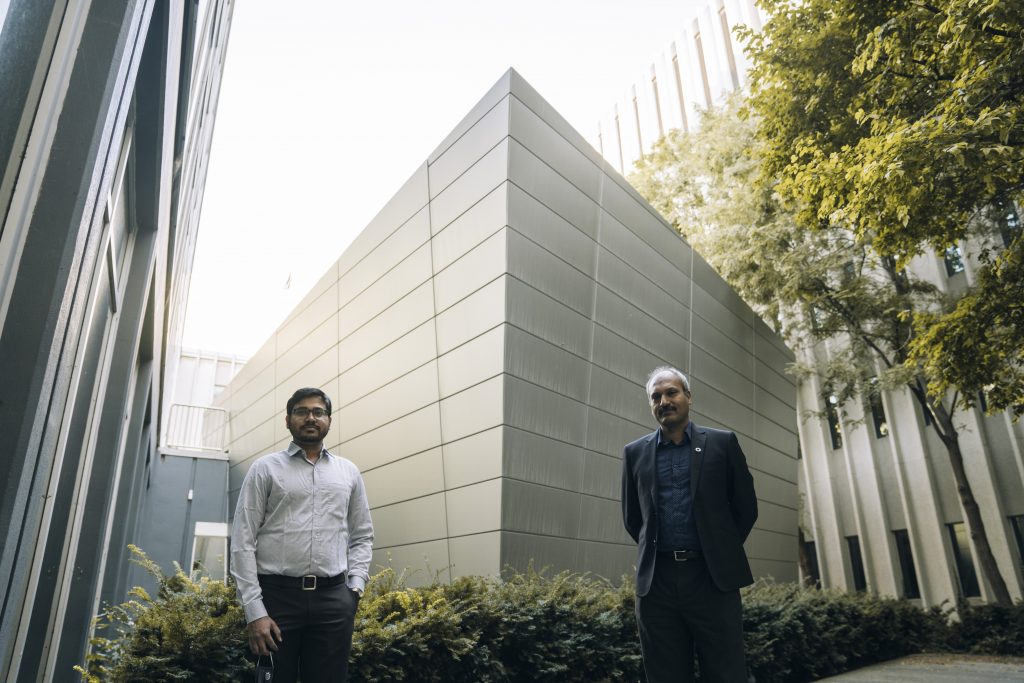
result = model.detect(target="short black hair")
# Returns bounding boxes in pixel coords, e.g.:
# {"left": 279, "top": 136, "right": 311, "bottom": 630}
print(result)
{"left": 286, "top": 387, "right": 332, "bottom": 416}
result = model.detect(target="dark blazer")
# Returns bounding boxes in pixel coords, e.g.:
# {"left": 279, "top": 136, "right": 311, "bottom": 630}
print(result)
{"left": 621, "top": 422, "right": 758, "bottom": 596}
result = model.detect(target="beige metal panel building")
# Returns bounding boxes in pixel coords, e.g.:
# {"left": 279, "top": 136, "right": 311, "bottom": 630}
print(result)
{"left": 217, "top": 69, "right": 798, "bottom": 585}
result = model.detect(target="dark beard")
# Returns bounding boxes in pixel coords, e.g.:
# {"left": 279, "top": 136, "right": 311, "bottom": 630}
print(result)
{"left": 292, "top": 428, "right": 322, "bottom": 444}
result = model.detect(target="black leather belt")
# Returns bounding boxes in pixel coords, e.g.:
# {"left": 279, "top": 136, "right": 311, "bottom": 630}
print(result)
{"left": 258, "top": 573, "right": 346, "bottom": 591}
{"left": 659, "top": 549, "right": 701, "bottom": 561}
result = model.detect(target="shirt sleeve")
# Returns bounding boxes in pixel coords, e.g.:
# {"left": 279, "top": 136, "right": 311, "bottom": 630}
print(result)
{"left": 230, "top": 461, "right": 269, "bottom": 623}
{"left": 345, "top": 469, "right": 374, "bottom": 591}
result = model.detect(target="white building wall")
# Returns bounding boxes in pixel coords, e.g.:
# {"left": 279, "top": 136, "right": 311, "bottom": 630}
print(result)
{"left": 594, "top": 0, "right": 765, "bottom": 174}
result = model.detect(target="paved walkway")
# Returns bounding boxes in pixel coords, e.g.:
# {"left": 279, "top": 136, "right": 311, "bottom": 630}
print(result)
{"left": 818, "top": 654, "right": 1024, "bottom": 682}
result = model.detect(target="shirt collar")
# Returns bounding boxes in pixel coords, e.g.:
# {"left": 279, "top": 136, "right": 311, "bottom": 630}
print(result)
{"left": 657, "top": 421, "right": 692, "bottom": 447}
{"left": 287, "top": 441, "right": 332, "bottom": 461}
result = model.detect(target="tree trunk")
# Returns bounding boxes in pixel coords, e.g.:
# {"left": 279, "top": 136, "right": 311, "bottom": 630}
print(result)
{"left": 933, "top": 404, "right": 1012, "bottom": 606}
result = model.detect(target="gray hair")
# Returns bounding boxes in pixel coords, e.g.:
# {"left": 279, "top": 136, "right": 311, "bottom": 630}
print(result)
{"left": 645, "top": 366, "right": 690, "bottom": 397}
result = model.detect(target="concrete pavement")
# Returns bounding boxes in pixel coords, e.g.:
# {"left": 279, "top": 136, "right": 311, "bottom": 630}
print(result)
{"left": 818, "top": 654, "right": 1024, "bottom": 682}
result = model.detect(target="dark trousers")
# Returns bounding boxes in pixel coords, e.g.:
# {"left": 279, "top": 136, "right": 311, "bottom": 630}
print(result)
{"left": 259, "top": 580, "right": 360, "bottom": 683}
{"left": 635, "top": 554, "right": 748, "bottom": 683}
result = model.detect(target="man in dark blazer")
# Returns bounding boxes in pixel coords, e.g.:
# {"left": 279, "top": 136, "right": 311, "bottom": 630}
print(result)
{"left": 621, "top": 366, "right": 758, "bottom": 683}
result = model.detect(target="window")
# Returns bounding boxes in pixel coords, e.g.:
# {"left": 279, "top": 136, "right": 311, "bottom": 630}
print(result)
{"left": 846, "top": 536, "right": 867, "bottom": 591}
{"left": 802, "top": 540, "right": 821, "bottom": 588}
{"left": 693, "top": 23, "right": 712, "bottom": 107}
{"left": 650, "top": 66, "right": 664, "bottom": 138}
{"left": 893, "top": 530, "right": 921, "bottom": 599}
{"left": 718, "top": 6, "right": 740, "bottom": 89}
{"left": 1010, "top": 515, "right": 1024, "bottom": 573}
{"left": 947, "top": 522, "right": 981, "bottom": 598}
{"left": 841, "top": 260, "right": 857, "bottom": 283}
{"left": 670, "top": 44, "right": 690, "bottom": 133}
{"left": 997, "top": 199, "right": 1020, "bottom": 248}
{"left": 944, "top": 246, "right": 965, "bottom": 276}
{"left": 825, "top": 393, "right": 843, "bottom": 449}
{"left": 867, "top": 378, "right": 888, "bottom": 438}
{"left": 613, "top": 105, "right": 624, "bottom": 175}
{"left": 191, "top": 521, "right": 230, "bottom": 582}
{"left": 632, "top": 86, "right": 643, "bottom": 160}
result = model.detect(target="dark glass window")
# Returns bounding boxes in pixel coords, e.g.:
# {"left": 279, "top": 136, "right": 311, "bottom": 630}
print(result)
{"left": 868, "top": 379, "right": 889, "bottom": 438}
{"left": 825, "top": 393, "right": 842, "bottom": 449}
{"left": 693, "top": 23, "right": 712, "bottom": 107}
{"left": 947, "top": 522, "right": 981, "bottom": 598}
{"left": 802, "top": 540, "right": 821, "bottom": 588}
{"left": 893, "top": 530, "right": 921, "bottom": 599}
{"left": 718, "top": 7, "right": 740, "bottom": 89}
{"left": 1010, "top": 515, "right": 1024, "bottom": 574}
{"left": 997, "top": 199, "right": 1020, "bottom": 248}
{"left": 944, "top": 246, "right": 965, "bottom": 276}
{"left": 846, "top": 536, "right": 867, "bottom": 591}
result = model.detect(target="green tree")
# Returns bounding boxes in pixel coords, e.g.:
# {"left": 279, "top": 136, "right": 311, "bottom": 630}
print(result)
{"left": 744, "top": 0, "right": 1024, "bottom": 414}
{"left": 630, "top": 92, "right": 1015, "bottom": 605}
{"left": 741, "top": 0, "right": 1023, "bottom": 605}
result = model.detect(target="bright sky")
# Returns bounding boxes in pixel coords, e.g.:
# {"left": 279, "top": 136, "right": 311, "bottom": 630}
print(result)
{"left": 183, "top": 0, "right": 705, "bottom": 357}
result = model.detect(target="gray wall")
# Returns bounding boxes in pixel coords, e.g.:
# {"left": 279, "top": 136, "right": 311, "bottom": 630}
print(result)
{"left": 0, "top": 1, "right": 233, "bottom": 679}
{"left": 219, "top": 69, "right": 798, "bottom": 586}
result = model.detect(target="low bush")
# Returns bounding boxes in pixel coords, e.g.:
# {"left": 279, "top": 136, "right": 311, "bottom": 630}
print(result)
{"left": 947, "top": 601, "right": 1024, "bottom": 655}
{"left": 741, "top": 580, "right": 946, "bottom": 681}
{"left": 76, "top": 546, "right": 249, "bottom": 682}
{"left": 79, "top": 550, "right": 1024, "bottom": 682}
{"left": 349, "top": 568, "right": 642, "bottom": 682}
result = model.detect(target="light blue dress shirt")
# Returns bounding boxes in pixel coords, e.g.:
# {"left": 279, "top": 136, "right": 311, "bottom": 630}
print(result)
{"left": 230, "top": 442, "right": 374, "bottom": 623}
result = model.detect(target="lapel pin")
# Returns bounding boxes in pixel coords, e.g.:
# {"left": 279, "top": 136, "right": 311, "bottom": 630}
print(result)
{"left": 694, "top": 447, "right": 702, "bottom": 452}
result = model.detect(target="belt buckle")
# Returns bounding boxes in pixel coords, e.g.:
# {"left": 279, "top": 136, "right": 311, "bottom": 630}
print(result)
{"left": 673, "top": 550, "right": 690, "bottom": 562}
{"left": 302, "top": 575, "right": 317, "bottom": 590}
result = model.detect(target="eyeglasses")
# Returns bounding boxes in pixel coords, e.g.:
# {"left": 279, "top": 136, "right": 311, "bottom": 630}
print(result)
{"left": 291, "top": 407, "right": 329, "bottom": 419}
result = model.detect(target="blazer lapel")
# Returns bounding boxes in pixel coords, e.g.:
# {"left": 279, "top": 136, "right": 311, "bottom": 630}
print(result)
{"left": 690, "top": 423, "right": 706, "bottom": 499}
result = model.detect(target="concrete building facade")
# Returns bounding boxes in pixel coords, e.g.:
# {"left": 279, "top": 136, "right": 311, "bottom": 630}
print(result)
{"left": 594, "top": 0, "right": 765, "bottom": 175}
{"left": 599, "top": 1, "right": 1024, "bottom": 606}
{"left": 216, "top": 70, "right": 799, "bottom": 586}
{"left": 0, "top": 1, "right": 233, "bottom": 678}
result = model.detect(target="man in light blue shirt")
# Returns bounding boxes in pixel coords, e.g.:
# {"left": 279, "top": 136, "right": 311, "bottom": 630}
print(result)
{"left": 231, "top": 387, "right": 373, "bottom": 683}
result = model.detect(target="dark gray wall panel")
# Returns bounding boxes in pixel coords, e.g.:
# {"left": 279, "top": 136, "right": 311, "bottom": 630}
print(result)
{"left": 504, "top": 326, "right": 590, "bottom": 403}
{"left": 508, "top": 139, "right": 601, "bottom": 240}
{"left": 507, "top": 228, "right": 595, "bottom": 317}
{"left": 502, "top": 480, "right": 581, "bottom": 538}
{"left": 506, "top": 277, "right": 593, "bottom": 358}
{"left": 507, "top": 184, "right": 597, "bottom": 276}
{"left": 582, "top": 450, "right": 623, "bottom": 500}
{"left": 509, "top": 95, "right": 603, "bottom": 203}
{"left": 503, "top": 427, "right": 584, "bottom": 490}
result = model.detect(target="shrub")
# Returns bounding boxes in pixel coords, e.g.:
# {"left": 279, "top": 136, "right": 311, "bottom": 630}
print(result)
{"left": 948, "top": 601, "right": 1024, "bottom": 655}
{"left": 79, "top": 550, "right": 1022, "bottom": 683}
{"left": 77, "top": 546, "right": 249, "bottom": 682}
{"left": 741, "top": 580, "right": 946, "bottom": 682}
{"left": 349, "top": 567, "right": 642, "bottom": 682}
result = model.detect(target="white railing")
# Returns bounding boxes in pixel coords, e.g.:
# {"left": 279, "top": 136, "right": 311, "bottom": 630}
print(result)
{"left": 166, "top": 404, "right": 228, "bottom": 452}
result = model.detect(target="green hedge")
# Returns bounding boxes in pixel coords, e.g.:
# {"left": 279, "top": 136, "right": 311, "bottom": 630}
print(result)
{"left": 79, "top": 549, "right": 1024, "bottom": 682}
